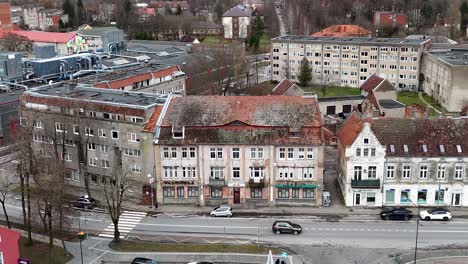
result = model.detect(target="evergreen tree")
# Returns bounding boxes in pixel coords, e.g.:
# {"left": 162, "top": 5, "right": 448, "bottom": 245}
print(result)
{"left": 176, "top": 5, "right": 183, "bottom": 15}
{"left": 298, "top": 58, "right": 312, "bottom": 87}
{"left": 249, "top": 16, "right": 265, "bottom": 50}
{"left": 461, "top": 1, "right": 468, "bottom": 34}
{"left": 62, "top": 0, "right": 75, "bottom": 27}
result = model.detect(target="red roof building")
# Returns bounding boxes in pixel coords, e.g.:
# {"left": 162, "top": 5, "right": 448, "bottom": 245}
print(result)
{"left": 0, "top": 3, "right": 11, "bottom": 25}
{"left": 271, "top": 79, "right": 304, "bottom": 96}
{"left": 311, "top": 25, "right": 371, "bottom": 37}
{"left": 0, "top": 226, "right": 21, "bottom": 264}
{"left": 374, "top": 11, "right": 407, "bottom": 28}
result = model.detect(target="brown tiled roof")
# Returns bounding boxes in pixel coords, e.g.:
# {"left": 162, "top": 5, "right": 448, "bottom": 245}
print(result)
{"left": 360, "top": 74, "right": 384, "bottom": 93}
{"left": 405, "top": 103, "right": 426, "bottom": 118}
{"left": 461, "top": 105, "right": 468, "bottom": 116}
{"left": 364, "top": 92, "right": 381, "bottom": 114}
{"left": 272, "top": 79, "right": 295, "bottom": 95}
{"left": 142, "top": 106, "right": 162, "bottom": 133}
{"left": 311, "top": 25, "right": 371, "bottom": 37}
{"left": 337, "top": 111, "right": 363, "bottom": 147}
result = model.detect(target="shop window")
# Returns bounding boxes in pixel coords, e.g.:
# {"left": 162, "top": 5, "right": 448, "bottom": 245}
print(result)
{"left": 418, "top": 190, "right": 427, "bottom": 203}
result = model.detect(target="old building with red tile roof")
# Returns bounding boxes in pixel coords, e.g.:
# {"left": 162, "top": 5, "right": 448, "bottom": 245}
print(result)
{"left": 337, "top": 113, "right": 468, "bottom": 207}
{"left": 311, "top": 25, "right": 371, "bottom": 37}
{"left": 152, "top": 95, "right": 324, "bottom": 207}
{"left": 374, "top": 11, "right": 407, "bottom": 28}
{"left": 271, "top": 79, "right": 304, "bottom": 96}
{"left": 0, "top": 30, "right": 76, "bottom": 54}
{"left": 360, "top": 75, "right": 405, "bottom": 118}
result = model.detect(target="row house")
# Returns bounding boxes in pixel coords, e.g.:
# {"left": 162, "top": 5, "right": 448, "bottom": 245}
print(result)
{"left": 23, "top": 7, "right": 63, "bottom": 30}
{"left": 338, "top": 112, "right": 468, "bottom": 207}
{"left": 18, "top": 84, "right": 167, "bottom": 202}
{"left": 150, "top": 95, "right": 324, "bottom": 207}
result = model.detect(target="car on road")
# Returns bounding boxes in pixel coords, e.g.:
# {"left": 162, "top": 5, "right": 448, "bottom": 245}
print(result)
{"left": 210, "top": 206, "right": 232, "bottom": 217}
{"left": 272, "top": 221, "right": 302, "bottom": 235}
{"left": 131, "top": 257, "right": 158, "bottom": 264}
{"left": 380, "top": 207, "right": 413, "bottom": 221}
{"left": 72, "top": 195, "right": 96, "bottom": 209}
{"left": 420, "top": 208, "right": 452, "bottom": 221}
{"left": 187, "top": 262, "right": 214, "bottom": 264}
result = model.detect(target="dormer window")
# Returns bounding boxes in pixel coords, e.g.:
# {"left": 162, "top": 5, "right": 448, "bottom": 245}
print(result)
{"left": 422, "top": 144, "right": 427, "bottom": 153}
{"left": 439, "top": 145, "right": 445, "bottom": 154}
{"left": 403, "top": 145, "right": 408, "bottom": 153}
{"left": 172, "top": 126, "right": 185, "bottom": 139}
{"left": 456, "top": 145, "right": 462, "bottom": 153}
{"left": 390, "top": 145, "right": 395, "bottom": 153}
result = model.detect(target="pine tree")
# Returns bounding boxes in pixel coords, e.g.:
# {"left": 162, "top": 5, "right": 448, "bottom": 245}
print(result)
{"left": 298, "top": 58, "right": 312, "bottom": 87}
{"left": 249, "top": 16, "right": 265, "bottom": 50}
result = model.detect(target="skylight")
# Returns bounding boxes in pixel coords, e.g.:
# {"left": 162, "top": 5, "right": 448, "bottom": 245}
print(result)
{"left": 457, "top": 145, "right": 462, "bottom": 153}
{"left": 422, "top": 144, "right": 427, "bottom": 153}
{"left": 390, "top": 145, "right": 395, "bottom": 152}
{"left": 403, "top": 145, "right": 408, "bottom": 153}
{"left": 439, "top": 145, "right": 445, "bottom": 153}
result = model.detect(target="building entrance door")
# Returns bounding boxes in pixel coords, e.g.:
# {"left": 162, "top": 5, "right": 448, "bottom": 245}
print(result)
{"left": 233, "top": 188, "right": 240, "bottom": 204}
{"left": 354, "top": 193, "right": 361, "bottom": 205}
{"left": 452, "top": 193, "right": 461, "bottom": 206}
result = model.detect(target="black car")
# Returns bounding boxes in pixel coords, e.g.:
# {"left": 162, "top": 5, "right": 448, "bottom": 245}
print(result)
{"left": 272, "top": 221, "right": 302, "bottom": 235}
{"left": 72, "top": 196, "right": 97, "bottom": 209}
{"left": 131, "top": 257, "right": 158, "bottom": 264}
{"left": 380, "top": 207, "right": 413, "bottom": 221}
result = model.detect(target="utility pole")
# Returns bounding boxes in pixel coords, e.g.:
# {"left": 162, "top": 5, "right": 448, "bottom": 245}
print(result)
{"left": 414, "top": 205, "right": 420, "bottom": 264}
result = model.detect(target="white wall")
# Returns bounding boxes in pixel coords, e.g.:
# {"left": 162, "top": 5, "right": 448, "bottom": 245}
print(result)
{"left": 222, "top": 17, "right": 233, "bottom": 39}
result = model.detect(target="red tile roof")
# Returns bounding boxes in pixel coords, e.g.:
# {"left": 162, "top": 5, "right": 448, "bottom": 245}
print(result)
{"left": 0, "top": 30, "right": 75, "bottom": 43}
{"left": 142, "top": 106, "right": 163, "bottom": 133}
{"left": 311, "top": 25, "right": 371, "bottom": 37}
{"left": 337, "top": 111, "right": 363, "bottom": 147}
{"left": 272, "top": 79, "right": 295, "bottom": 95}
{"left": 136, "top": 7, "right": 156, "bottom": 16}
{"left": 360, "top": 74, "right": 384, "bottom": 93}
{"left": 405, "top": 103, "right": 427, "bottom": 118}
{"left": 461, "top": 105, "right": 468, "bottom": 116}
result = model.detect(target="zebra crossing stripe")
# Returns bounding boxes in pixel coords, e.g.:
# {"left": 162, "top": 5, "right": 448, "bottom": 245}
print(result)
{"left": 97, "top": 210, "right": 146, "bottom": 239}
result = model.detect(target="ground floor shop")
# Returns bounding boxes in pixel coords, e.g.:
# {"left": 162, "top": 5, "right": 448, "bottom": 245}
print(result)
{"left": 383, "top": 184, "right": 468, "bottom": 207}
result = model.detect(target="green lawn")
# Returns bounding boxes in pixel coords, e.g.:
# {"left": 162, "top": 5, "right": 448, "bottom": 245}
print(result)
{"left": 19, "top": 237, "right": 72, "bottom": 264}
{"left": 201, "top": 36, "right": 231, "bottom": 44}
{"left": 241, "top": 81, "right": 277, "bottom": 95}
{"left": 301, "top": 85, "right": 361, "bottom": 97}
{"left": 110, "top": 240, "right": 282, "bottom": 254}
{"left": 397, "top": 91, "right": 446, "bottom": 114}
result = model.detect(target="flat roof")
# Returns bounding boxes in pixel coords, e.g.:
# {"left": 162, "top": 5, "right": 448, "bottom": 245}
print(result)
{"left": 426, "top": 49, "right": 468, "bottom": 66}
{"left": 272, "top": 35, "right": 428, "bottom": 46}
{"left": 28, "top": 84, "right": 168, "bottom": 107}
{"left": 379, "top": 99, "right": 405, "bottom": 109}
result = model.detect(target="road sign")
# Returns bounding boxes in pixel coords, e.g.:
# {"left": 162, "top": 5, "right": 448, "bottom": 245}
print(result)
{"left": 149, "top": 178, "right": 154, "bottom": 184}
{"left": 281, "top": 252, "right": 288, "bottom": 258}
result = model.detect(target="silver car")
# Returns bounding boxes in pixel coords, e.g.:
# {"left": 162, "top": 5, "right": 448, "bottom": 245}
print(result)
{"left": 210, "top": 206, "right": 232, "bottom": 217}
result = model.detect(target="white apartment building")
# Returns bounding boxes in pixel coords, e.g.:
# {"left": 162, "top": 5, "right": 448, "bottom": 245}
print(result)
{"left": 338, "top": 112, "right": 468, "bottom": 207}
{"left": 421, "top": 49, "right": 468, "bottom": 112}
{"left": 271, "top": 36, "right": 430, "bottom": 90}
{"left": 222, "top": 4, "right": 256, "bottom": 39}
{"left": 151, "top": 95, "right": 325, "bottom": 207}
{"left": 23, "top": 7, "right": 62, "bottom": 30}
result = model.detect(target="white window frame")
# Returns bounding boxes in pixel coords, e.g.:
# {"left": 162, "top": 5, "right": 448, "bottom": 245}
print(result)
{"left": 250, "top": 167, "right": 264, "bottom": 179}
{"left": 232, "top": 147, "right": 240, "bottom": 159}
{"left": 73, "top": 125, "right": 79, "bottom": 135}
{"left": 111, "top": 130, "right": 119, "bottom": 140}
{"left": 98, "top": 129, "right": 106, "bottom": 138}
{"left": 306, "top": 147, "right": 313, "bottom": 159}
{"left": 55, "top": 122, "right": 65, "bottom": 133}
{"left": 88, "top": 157, "right": 97, "bottom": 166}
{"left": 455, "top": 165, "right": 464, "bottom": 179}
{"left": 402, "top": 165, "right": 411, "bottom": 179}
{"left": 279, "top": 147, "right": 285, "bottom": 160}
{"left": 189, "top": 147, "right": 196, "bottom": 159}
{"left": 127, "top": 132, "right": 139, "bottom": 142}
{"left": 87, "top": 143, "right": 96, "bottom": 151}
{"left": 298, "top": 148, "right": 305, "bottom": 159}
{"left": 386, "top": 165, "right": 395, "bottom": 179}
{"left": 85, "top": 127, "right": 94, "bottom": 137}
{"left": 419, "top": 165, "right": 428, "bottom": 179}
{"left": 101, "top": 160, "right": 110, "bottom": 169}
{"left": 437, "top": 164, "right": 446, "bottom": 179}
{"left": 287, "top": 147, "right": 294, "bottom": 160}
{"left": 34, "top": 120, "right": 43, "bottom": 129}
{"left": 131, "top": 163, "right": 141, "bottom": 173}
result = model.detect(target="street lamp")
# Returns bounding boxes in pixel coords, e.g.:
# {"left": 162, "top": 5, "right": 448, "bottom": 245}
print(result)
{"left": 408, "top": 198, "right": 421, "bottom": 264}
{"left": 77, "top": 218, "right": 86, "bottom": 264}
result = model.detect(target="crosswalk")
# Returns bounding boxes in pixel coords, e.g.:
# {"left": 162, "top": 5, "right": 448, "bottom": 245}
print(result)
{"left": 98, "top": 210, "right": 147, "bottom": 239}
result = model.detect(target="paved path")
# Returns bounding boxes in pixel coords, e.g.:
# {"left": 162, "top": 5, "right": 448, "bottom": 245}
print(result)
{"left": 418, "top": 91, "right": 441, "bottom": 115}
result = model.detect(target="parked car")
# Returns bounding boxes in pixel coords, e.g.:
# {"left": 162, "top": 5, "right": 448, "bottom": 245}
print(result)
{"left": 380, "top": 207, "right": 413, "bottom": 221}
{"left": 210, "top": 206, "right": 232, "bottom": 217}
{"left": 72, "top": 195, "right": 96, "bottom": 209}
{"left": 420, "top": 208, "right": 452, "bottom": 221}
{"left": 272, "top": 221, "right": 302, "bottom": 235}
{"left": 131, "top": 257, "right": 158, "bottom": 264}
{"left": 187, "top": 262, "right": 214, "bottom": 264}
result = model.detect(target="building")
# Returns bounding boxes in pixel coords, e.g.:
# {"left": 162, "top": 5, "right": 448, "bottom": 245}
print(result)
{"left": 22, "top": 7, "right": 63, "bottom": 30}
{"left": 311, "top": 25, "right": 371, "bottom": 38}
{"left": 0, "top": 87, "right": 22, "bottom": 146}
{"left": 0, "top": 2, "right": 11, "bottom": 25}
{"left": 222, "top": 4, "right": 257, "bottom": 39}
{"left": 337, "top": 112, "right": 468, "bottom": 207}
{"left": 0, "top": 30, "right": 77, "bottom": 54}
{"left": 242, "top": 0, "right": 265, "bottom": 9}
{"left": 152, "top": 95, "right": 324, "bottom": 207}
{"left": 149, "top": 1, "right": 190, "bottom": 14}
{"left": 136, "top": 7, "right": 156, "bottom": 22}
{"left": 0, "top": 226, "right": 20, "bottom": 264}
{"left": 18, "top": 84, "right": 167, "bottom": 202}
{"left": 271, "top": 79, "right": 304, "bottom": 96}
{"left": 373, "top": 11, "right": 407, "bottom": 29}
{"left": 420, "top": 49, "right": 468, "bottom": 112}
{"left": 0, "top": 52, "right": 23, "bottom": 82}
{"left": 76, "top": 27, "right": 125, "bottom": 53}
{"left": 76, "top": 64, "right": 186, "bottom": 95}
{"left": 10, "top": 6, "right": 23, "bottom": 25}
{"left": 271, "top": 35, "right": 430, "bottom": 89}
{"left": 96, "top": 3, "right": 115, "bottom": 24}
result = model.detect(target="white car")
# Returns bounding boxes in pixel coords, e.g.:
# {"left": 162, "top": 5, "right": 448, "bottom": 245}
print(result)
{"left": 210, "top": 206, "right": 232, "bottom": 217}
{"left": 419, "top": 208, "right": 452, "bottom": 221}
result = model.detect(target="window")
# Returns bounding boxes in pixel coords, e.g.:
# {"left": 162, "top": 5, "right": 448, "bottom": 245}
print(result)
{"left": 131, "top": 163, "right": 141, "bottom": 173}
{"left": 292, "top": 189, "right": 299, "bottom": 198}
{"left": 403, "top": 165, "right": 411, "bottom": 179}
{"left": 419, "top": 166, "right": 428, "bottom": 179}
{"left": 163, "top": 187, "right": 175, "bottom": 197}
{"left": 435, "top": 189, "right": 445, "bottom": 203}
{"left": 386, "top": 189, "right": 395, "bottom": 203}
{"left": 277, "top": 188, "right": 289, "bottom": 198}
{"left": 211, "top": 187, "right": 223, "bottom": 198}
{"left": 356, "top": 148, "right": 361, "bottom": 157}
{"left": 370, "top": 148, "right": 376, "bottom": 157}
{"left": 232, "top": 147, "right": 240, "bottom": 159}
{"left": 85, "top": 127, "right": 94, "bottom": 136}
{"left": 354, "top": 166, "right": 362, "bottom": 180}
{"left": 302, "top": 167, "right": 314, "bottom": 179}
{"left": 87, "top": 143, "right": 96, "bottom": 150}
{"left": 386, "top": 165, "right": 395, "bottom": 178}
{"left": 131, "top": 116, "right": 144, "bottom": 123}
{"left": 55, "top": 122, "right": 65, "bottom": 133}
{"left": 251, "top": 188, "right": 262, "bottom": 198}
{"left": 177, "top": 186, "right": 184, "bottom": 198}
{"left": 111, "top": 130, "right": 119, "bottom": 139}
{"left": 306, "top": 148, "right": 313, "bottom": 159}
{"left": 367, "top": 192, "right": 376, "bottom": 204}
{"left": 182, "top": 147, "right": 188, "bottom": 158}
{"left": 93, "top": 128, "right": 105, "bottom": 138}
{"left": 100, "top": 144, "right": 109, "bottom": 153}
{"left": 279, "top": 148, "right": 285, "bottom": 159}
{"left": 88, "top": 157, "right": 97, "bottom": 166}
{"left": 303, "top": 189, "right": 314, "bottom": 198}
{"left": 188, "top": 186, "right": 199, "bottom": 197}
{"left": 34, "top": 120, "right": 43, "bottom": 129}
{"left": 73, "top": 125, "right": 79, "bottom": 134}
{"left": 455, "top": 166, "right": 464, "bottom": 179}
{"left": 233, "top": 167, "right": 240, "bottom": 178}
{"left": 63, "top": 153, "right": 72, "bottom": 162}
{"left": 368, "top": 166, "right": 377, "bottom": 178}
{"left": 250, "top": 167, "right": 264, "bottom": 179}
{"left": 363, "top": 148, "right": 369, "bottom": 157}
{"left": 189, "top": 147, "right": 196, "bottom": 159}
{"left": 127, "top": 132, "right": 139, "bottom": 142}
{"left": 250, "top": 147, "right": 263, "bottom": 159}
{"left": 101, "top": 160, "right": 109, "bottom": 169}
{"left": 171, "top": 147, "right": 177, "bottom": 159}
{"left": 456, "top": 145, "right": 462, "bottom": 153}
{"left": 182, "top": 167, "right": 196, "bottom": 178}
{"left": 163, "top": 147, "right": 169, "bottom": 159}
{"left": 295, "top": 148, "right": 305, "bottom": 159}
{"left": 124, "top": 148, "right": 141, "bottom": 157}
{"left": 400, "top": 190, "right": 410, "bottom": 203}
{"left": 91, "top": 174, "right": 98, "bottom": 184}
{"left": 364, "top": 138, "right": 369, "bottom": 144}
{"left": 217, "top": 148, "right": 223, "bottom": 158}
{"left": 210, "top": 167, "right": 224, "bottom": 179}
{"left": 287, "top": 148, "right": 294, "bottom": 159}
{"left": 418, "top": 190, "right": 427, "bottom": 203}
{"left": 437, "top": 165, "right": 446, "bottom": 179}
{"left": 72, "top": 170, "right": 80, "bottom": 181}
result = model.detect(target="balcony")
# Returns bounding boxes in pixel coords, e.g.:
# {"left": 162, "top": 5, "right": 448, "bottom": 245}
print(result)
{"left": 351, "top": 179, "right": 381, "bottom": 189}
{"left": 209, "top": 178, "right": 225, "bottom": 187}
{"left": 248, "top": 178, "right": 265, "bottom": 188}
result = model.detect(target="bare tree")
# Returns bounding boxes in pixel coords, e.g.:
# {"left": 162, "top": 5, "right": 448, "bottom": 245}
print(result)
{"left": 0, "top": 32, "right": 33, "bottom": 52}
{"left": 0, "top": 166, "right": 15, "bottom": 229}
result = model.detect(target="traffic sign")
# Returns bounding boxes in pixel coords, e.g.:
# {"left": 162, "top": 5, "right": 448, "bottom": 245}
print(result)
{"left": 281, "top": 252, "right": 288, "bottom": 258}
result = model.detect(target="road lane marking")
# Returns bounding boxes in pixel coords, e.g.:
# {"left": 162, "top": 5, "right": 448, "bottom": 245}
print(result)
{"left": 137, "top": 223, "right": 259, "bottom": 229}
{"left": 98, "top": 210, "right": 146, "bottom": 239}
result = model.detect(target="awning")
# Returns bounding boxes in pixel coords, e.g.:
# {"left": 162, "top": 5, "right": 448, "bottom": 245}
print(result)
{"left": 275, "top": 184, "right": 318, "bottom": 189}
